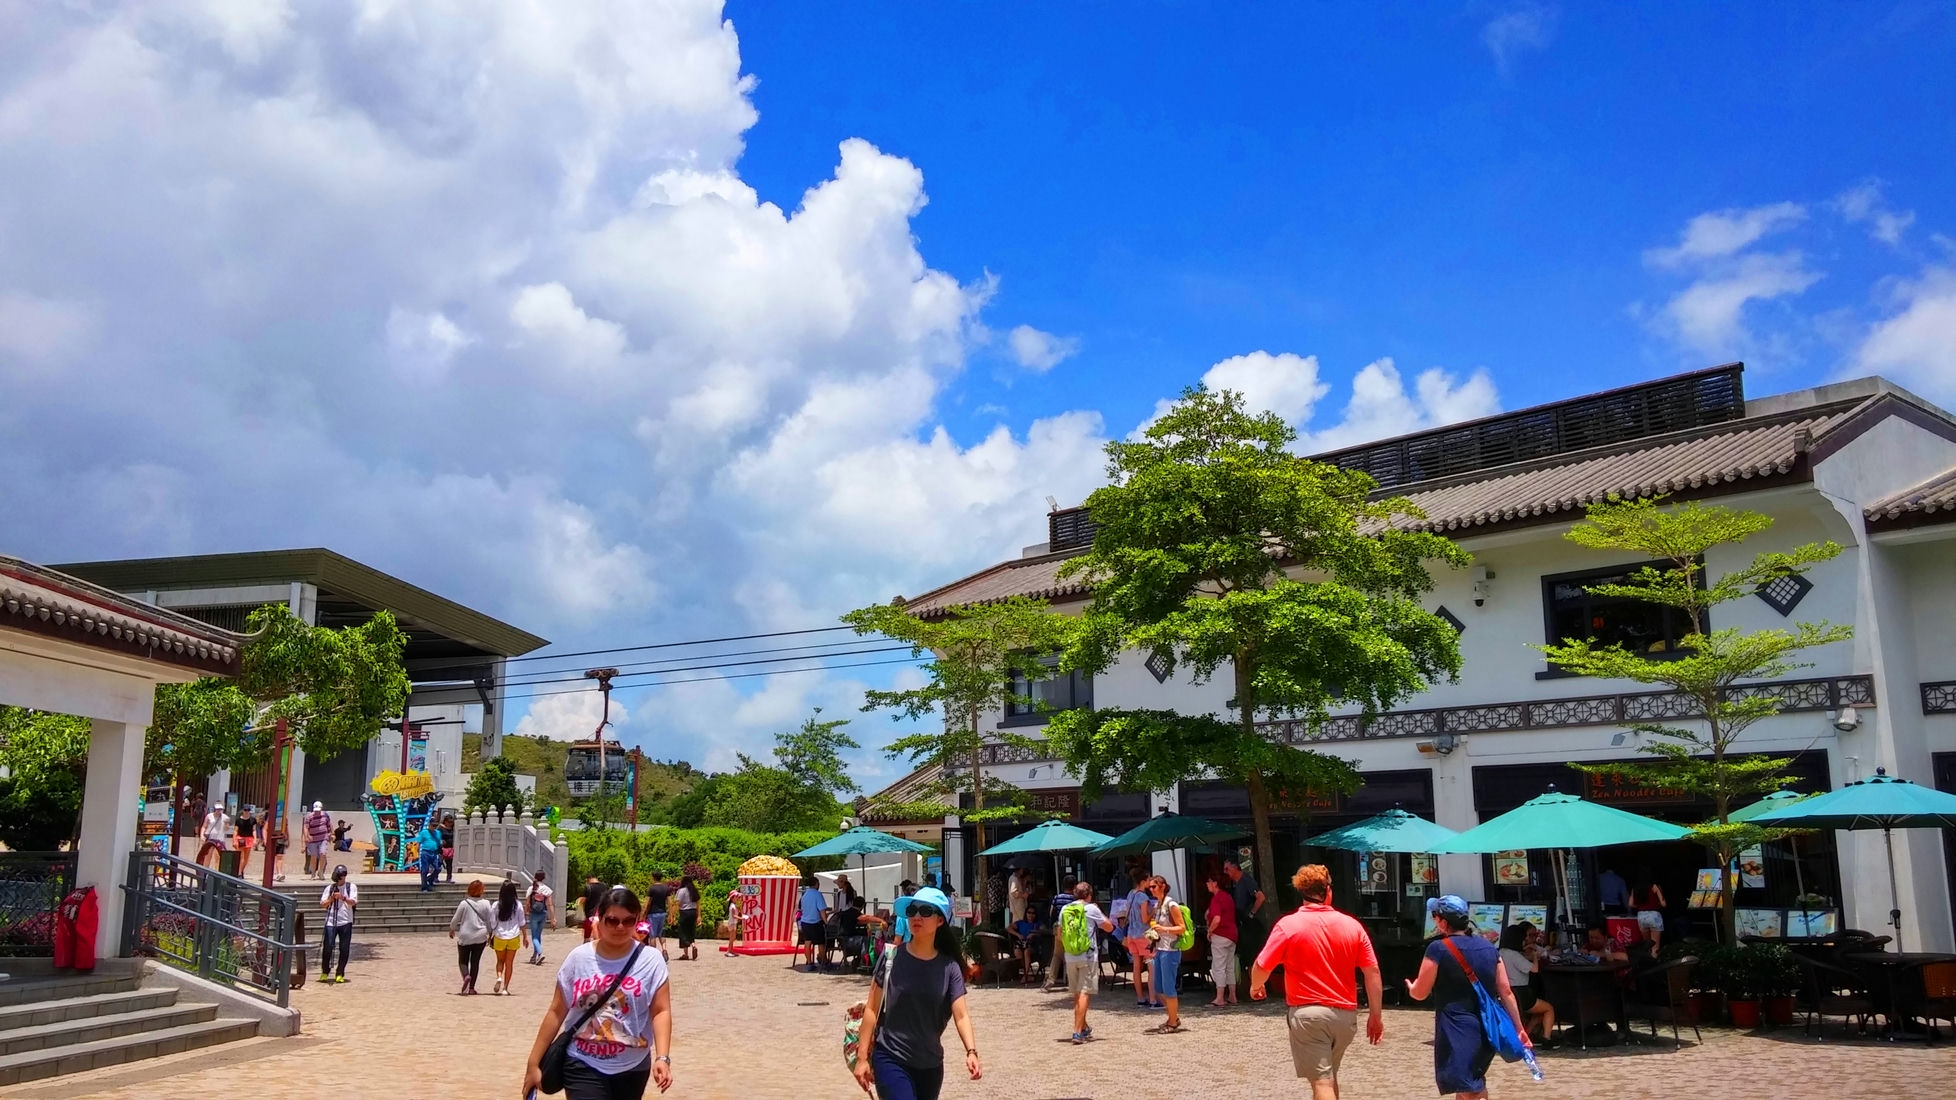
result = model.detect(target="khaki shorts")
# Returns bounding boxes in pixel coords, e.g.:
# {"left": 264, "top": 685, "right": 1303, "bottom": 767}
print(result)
{"left": 1065, "top": 955, "right": 1098, "bottom": 996}
{"left": 1286, "top": 1004, "right": 1358, "bottom": 1081}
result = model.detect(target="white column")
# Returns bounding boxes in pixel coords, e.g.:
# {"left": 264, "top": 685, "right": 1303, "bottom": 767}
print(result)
{"left": 1430, "top": 754, "right": 1480, "bottom": 902}
{"left": 77, "top": 718, "right": 145, "bottom": 959}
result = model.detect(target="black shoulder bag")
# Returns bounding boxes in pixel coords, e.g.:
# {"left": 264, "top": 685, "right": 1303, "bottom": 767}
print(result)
{"left": 540, "top": 941, "right": 647, "bottom": 1094}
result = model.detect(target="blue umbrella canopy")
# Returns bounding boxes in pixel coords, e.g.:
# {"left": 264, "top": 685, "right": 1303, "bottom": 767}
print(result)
{"left": 1303, "top": 808, "right": 1460, "bottom": 853}
{"left": 1725, "top": 789, "right": 1818, "bottom": 824}
{"left": 1088, "top": 812, "right": 1247, "bottom": 857}
{"left": 1748, "top": 769, "right": 1956, "bottom": 950}
{"left": 1429, "top": 790, "right": 1692, "bottom": 854}
{"left": 792, "top": 826, "right": 934, "bottom": 858}
{"left": 979, "top": 819, "right": 1115, "bottom": 856}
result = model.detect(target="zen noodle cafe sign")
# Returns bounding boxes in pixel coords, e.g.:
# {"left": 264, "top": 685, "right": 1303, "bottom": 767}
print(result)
{"left": 1582, "top": 771, "right": 1692, "bottom": 808}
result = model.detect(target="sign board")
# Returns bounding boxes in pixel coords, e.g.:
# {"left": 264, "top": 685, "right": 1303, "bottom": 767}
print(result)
{"left": 1736, "top": 846, "right": 1765, "bottom": 889}
{"left": 1494, "top": 851, "right": 1530, "bottom": 887}
{"left": 1410, "top": 853, "right": 1438, "bottom": 886}
{"left": 1582, "top": 770, "right": 1694, "bottom": 808}
{"left": 1469, "top": 903, "right": 1508, "bottom": 941}
{"left": 1736, "top": 909, "right": 1783, "bottom": 938}
{"left": 1359, "top": 851, "right": 1396, "bottom": 894}
{"left": 1024, "top": 788, "right": 1081, "bottom": 817}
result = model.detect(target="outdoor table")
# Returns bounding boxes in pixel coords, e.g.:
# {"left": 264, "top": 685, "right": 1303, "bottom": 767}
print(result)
{"left": 1843, "top": 951, "right": 1956, "bottom": 1040}
{"left": 1540, "top": 962, "right": 1633, "bottom": 1050}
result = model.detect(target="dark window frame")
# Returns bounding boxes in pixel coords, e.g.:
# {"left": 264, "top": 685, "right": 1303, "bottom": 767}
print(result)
{"left": 1536, "top": 559, "right": 1706, "bottom": 679}
{"left": 1001, "top": 656, "right": 1093, "bottom": 727}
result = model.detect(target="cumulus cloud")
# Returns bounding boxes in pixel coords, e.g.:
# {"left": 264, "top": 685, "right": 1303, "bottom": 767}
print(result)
{"left": 1006, "top": 324, "right": 1080, "bottom": 371}
{"left": 1852, "top": 267, "right": 1956, "bottom": 404}
{"left": 387, "top": 307, "right": 474, "bottom": 379}
{"left": 510, "top": 283, "right": 628, "bottom": 369}
{"left": 1482, "top": 3, "right": 1557, "bottom": 75}
{"left": 1835, "top": 181, "right": 1915, "bottom": 246}
{"left": 1300, "top": 359, "right": 1502, "bottom": 454}
{"left": 1136, "top": 350, "right": 1329, "bottom": 436}
{"left": 1644, "top": 202, "right": 1807, "bottom": 269}
{"left": 513, "top": 686, "right": 628, "bottom": 743}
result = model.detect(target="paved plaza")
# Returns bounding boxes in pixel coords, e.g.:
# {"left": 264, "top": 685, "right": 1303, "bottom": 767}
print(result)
{"left": 14, "top": 931, "right": 1956, "bottom": 1099}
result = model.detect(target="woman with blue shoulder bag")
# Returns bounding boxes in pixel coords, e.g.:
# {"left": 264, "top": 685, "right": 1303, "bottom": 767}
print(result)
{"left": 1404, "top": 895, "right": 1534, "bottom": 1099}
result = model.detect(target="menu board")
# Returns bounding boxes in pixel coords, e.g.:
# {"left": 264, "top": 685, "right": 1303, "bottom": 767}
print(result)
{"left": 1494, "top": 851, "right": 1530, "bottom": 886}
{"left": 1737, "top": 846, "right": 1765, "bottom": 889}
{"left": 1508, "top": 904, "right": 1548, "bottom": 931}
{"left": 1786, "top": 909, "right": 1838, "bottom": 938}
{"left": 1360, "top": 851, "right": 1396, "bottom": 894}
{"left": 1410, "top": 853, "right": 1438, "bottom": 885}
{"left": 1689, "top": 868, "right": 1725, "bottom": 909}
{"left": 1469, "top": 903, "right": 1508, "bottom": 942}
{"left": 1735, "top": 909, "right": 1783, "bottom": 938}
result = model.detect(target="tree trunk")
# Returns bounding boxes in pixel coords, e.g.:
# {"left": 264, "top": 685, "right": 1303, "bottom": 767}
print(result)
{"left": 1709, "top": 714, "right": 1738, "bottom": 945}
{"left": 1236, "top": 650, "right": 1277, "bottom": 911}
{"left": 969, "top": 702, "right": 986, "bottom": 925}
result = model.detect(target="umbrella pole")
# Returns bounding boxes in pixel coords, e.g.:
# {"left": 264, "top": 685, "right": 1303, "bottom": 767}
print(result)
{"left": 1789, "top": 833, "right": 1810, "bottom": 937}
{"left": 1883, "top": 826, "right": 1904, "bottom": 951}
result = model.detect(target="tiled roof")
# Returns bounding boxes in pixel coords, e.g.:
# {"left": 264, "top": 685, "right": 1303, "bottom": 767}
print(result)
{"left": 0, "top": 554, "right": 249, "bottom": 675}
{"left": 899, "top": 551, "right": 1090, "bottom": 619}
{"left": 1865, "top": 464, "right": 1956, "bottom": 528}
{"left": 901, "top": 404, "right": 1854, "bottom": 617}
{"left": 1386, "top": 407, "right": 1844, "bottom": 535}
{"left": 856, "top": 762, "right": 947, "bottom": 822}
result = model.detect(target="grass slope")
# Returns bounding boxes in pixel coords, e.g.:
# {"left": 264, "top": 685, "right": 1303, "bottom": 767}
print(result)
{"left": 461, "top": 733, "right": 701, "bottom": 812}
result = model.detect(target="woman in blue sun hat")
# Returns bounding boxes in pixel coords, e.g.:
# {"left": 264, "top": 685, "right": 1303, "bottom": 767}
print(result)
{"left": 850, "top": 887, "right": 982, "bottom": 1100}
{"left": 1404, "top": 895, "right": 1529, "bottom": 1099}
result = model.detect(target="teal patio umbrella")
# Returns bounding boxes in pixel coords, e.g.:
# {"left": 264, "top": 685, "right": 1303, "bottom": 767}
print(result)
{"left": 979, "top": 819, "right": 1115, "bottom": 856}
{"left": 794, "top": 827, "right": 935, "bottom": 908}
{"left": 1728, "top": 790, "right": 1821, "bottom": 936}
{"left": 1303, "top": 807, "right": 1460, "bottom": 853}
{"left": 1750, "top": 768, "right": 1956, "bottom": 949}
{"left": 1088, "top": 812, "right": 1247, "bottom": 857}
{"left": 1431, "top": 789, "right": 1692, "bottom": 932}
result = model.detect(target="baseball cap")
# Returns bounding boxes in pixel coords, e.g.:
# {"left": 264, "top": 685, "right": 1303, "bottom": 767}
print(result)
{"left": 1426, "top": 894, "right": 1470, "bottom": 923}
{"left": 312, "top": 801, "right": 324, "bottom": 811}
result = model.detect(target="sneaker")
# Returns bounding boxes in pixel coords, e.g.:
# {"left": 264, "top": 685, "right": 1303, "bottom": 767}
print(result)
{"left": 1070, "top": 1031, "right": 1089, "bottom": 1045}
{"left": 494, "top": 978, "right": 505, "bottom": 994}
{"left": 335, "top": 975, "right": 348, "bottom": 984}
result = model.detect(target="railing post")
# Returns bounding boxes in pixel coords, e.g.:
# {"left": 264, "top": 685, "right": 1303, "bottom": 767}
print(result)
{"left": 196, "top": 869, "right": 218, "bottom": 981}
{"left": 120, "top": 850, "right": 141, "bottom": 958}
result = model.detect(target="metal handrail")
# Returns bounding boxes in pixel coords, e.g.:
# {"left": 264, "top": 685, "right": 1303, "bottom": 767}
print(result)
{"left": 121, "top": 850, "right": 297, "bottom": 1006}
{"left": 0, "top": 852, "right": 75, "bottom": 958}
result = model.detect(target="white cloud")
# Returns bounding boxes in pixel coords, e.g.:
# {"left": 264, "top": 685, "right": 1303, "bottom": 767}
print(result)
{"left": 1835, "top": 181, "right": 1915, "bottom": 246}
{"left": 509, "top": 283, "right": 628, "bottom": 369}
{"left": 1135, "top": 350, "right": 1330, "bottom": 436}
{"left": 0, "top": 293, "right": 92, "bottom": 369}
{"left": 1006, "top": 324, "right": 1080, "bottom": 372}
{"left": 386, "top": 307, "right": 474, "bottom": 378}
{"left": 1482, "top": 3, "right": 1557, "bottom": 75}
{"left": 1645, "top": 202, "right": 1807, "bottom": 269}
{"left": 1300, "top": 359, "right": 1501, "bottom": 454}
{"left": 513, "top": 686, "right": 628, "bottom": 742}
{"left": 1852, "top": 267, "right": 1956, "bottom": 404}
{"left": 1656, "top": 251, "right": 1822, "bottom": 357}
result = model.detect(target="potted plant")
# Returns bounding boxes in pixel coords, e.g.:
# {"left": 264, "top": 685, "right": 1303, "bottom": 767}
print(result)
{"left": 1700, "top": 944, "right": 1758, "bottom": 1027}
{"left": 1754, "top": 943, "right": 1801, "bottom": 1026}
{"left": 1668, "top": 940, "right": 1720, "bottom": 1023}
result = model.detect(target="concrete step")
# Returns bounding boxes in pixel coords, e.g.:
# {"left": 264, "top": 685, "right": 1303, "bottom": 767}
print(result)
{"left": 0, "top": 988, "right": 178, "bottom": 1032}
{"left": 0, "top": 1003, "right": 219, "bottom": 1056}
{"left": 0, "top": 1017, "right": 259, "bottom": 1086}
{"left": 0, "top": 975, "right": 141, "bottom": 1009}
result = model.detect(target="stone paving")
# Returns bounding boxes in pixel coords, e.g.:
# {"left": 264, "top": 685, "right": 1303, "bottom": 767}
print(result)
{"left": 17, "top": 931, "right": 1956, "bottom": 1099}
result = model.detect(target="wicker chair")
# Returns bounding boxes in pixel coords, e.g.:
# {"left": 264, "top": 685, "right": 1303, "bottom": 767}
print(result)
{"left": 971, "top": 931, "right": 1021, "bottom": 987}
{"left": 1625, "top": 957, "right": 1700, "bottom": 1046}
{"left": 1793, "top": 954, "right": 1875, "bottom": 1039}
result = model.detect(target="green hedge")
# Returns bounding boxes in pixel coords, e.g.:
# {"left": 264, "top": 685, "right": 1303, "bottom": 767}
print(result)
{"left": 564, "top": 827, "right": 842, "bottom": 932}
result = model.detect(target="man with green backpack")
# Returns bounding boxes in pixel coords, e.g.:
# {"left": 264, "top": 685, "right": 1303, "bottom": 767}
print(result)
{"left": 1057, "top": 881, "right": 1115, "bottom": 1045}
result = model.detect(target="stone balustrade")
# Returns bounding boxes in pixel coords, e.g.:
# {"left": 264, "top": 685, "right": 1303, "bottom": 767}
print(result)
{"left": 454, "top": 807, "right": 569, "bottom": 921}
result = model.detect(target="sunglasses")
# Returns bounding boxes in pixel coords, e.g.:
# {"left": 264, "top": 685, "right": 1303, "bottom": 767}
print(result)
{"left": 903, "top": 903, "right": 943, "bottom": 920}
{"left": 599, "top": 915, "right": 639, "bottom": 928}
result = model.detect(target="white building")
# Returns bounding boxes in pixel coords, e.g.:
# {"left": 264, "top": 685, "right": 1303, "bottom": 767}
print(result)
{"left": 896, "top": 365, "right": 1956, "bottom": 952}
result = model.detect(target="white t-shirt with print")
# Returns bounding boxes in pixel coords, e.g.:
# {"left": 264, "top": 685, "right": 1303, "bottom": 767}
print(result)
{"left": 321, "top": 882, "right": 358, "bottom": 927}
{"left": 556, "top": 942, "right": 668, "bottom": 1075}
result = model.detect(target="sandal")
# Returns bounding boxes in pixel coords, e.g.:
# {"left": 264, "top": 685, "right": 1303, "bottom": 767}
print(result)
{"left": 1144, "top": 1023, "right": 1186, "bottom": 1034}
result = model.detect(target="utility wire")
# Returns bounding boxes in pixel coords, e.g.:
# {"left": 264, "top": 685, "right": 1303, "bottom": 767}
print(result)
{"left": 494, "top": 654, "right": 925, "bottom": 705}
{"left": 489, "top": 644, "right": 917, "bottom": 690}
{"left": 409, "top": 624, "right": 859, "bottom": 675}
{"left": 492, "top": 636, "right": 910, "bottom": 688}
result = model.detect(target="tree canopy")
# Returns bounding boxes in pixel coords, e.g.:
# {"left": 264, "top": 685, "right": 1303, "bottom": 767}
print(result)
{"left": 0, "top": 709, "right": 90, "bottom": 850}
{"left": 1046, "top": 385, "right": 1469, "bottom": 899}
{"left": 239, "top": 603, "right": 411, "bottom": 759}
{"left": 1541, "top": 495, "right": 1848, "bottom": 942}
{"left": 464, "top": 754, "right": 527, "bottom": 816}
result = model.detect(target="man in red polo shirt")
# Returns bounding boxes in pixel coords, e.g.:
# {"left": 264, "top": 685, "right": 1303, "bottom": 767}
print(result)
{"left": 1250, "top": 864, "right": 1383, "bottom": 1100}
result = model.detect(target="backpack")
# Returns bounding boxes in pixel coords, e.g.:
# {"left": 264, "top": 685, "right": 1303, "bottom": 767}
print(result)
{"left": 1174, "top": 903, "right": 1196, "bottom": 951}
{"left": 1061, "top": 902, "right": 1094, "bottom": 955}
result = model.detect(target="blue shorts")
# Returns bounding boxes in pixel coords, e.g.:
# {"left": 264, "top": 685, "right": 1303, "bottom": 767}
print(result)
{"left": 1151, "top": 948, "right": 1182, "bottom": 998}
{"left": 645, "top": 912, "right": 667, "bottom": 938}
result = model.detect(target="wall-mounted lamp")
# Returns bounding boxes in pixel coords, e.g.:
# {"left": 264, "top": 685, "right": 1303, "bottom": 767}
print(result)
{"left": 1416, "top": 735, "right": 1460, "bottom": 756}
{"left": 1471, "top": 565, "right": 1496, "bottom": 607}
{"left": 1833, "top": 706, "right": 1861, "bottom": 732}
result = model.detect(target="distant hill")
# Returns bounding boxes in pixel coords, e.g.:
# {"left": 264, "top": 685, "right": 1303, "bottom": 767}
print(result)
{"left": 461, "top": 733, "right": 703, "bottom": 813}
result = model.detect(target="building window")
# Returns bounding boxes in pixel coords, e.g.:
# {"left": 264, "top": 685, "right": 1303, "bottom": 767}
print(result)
{"left": 1144, "top": 652, "right": 1173, "bottom": 683}
{"left": 1002, "top": 657, "right": 1093, "bottom": 727}
{"left": 1541, "top": 560, "right": 1702, "bottom": 659}
{"left": 1755, "top": 572, "right": 1813, "bottom": 617}
{"left": 1435, "top": 606, "right": 1465, "bottom": 634}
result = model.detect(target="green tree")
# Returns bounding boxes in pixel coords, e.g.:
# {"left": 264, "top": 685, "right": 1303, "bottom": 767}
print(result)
{"left": 148, "top": 679, "right": 263, "bottom": 781}
{"left": 1540, "top": 495, "right": 1849, "bottom": 943}
{"left": 844, "top": 596, "right": 1079, "bottom": 920}
{"left": 464, "top": 754, "right": 528, "bottom": 816}
{"left": 0, "top": 709, "right": 90, "bottom": 849}
{"left": 701, "top": 758, "right": 841, "bottom": 832}
{"left": 659, "top": 774, "right": 726, "bottom": 829}
{"left": 1045, "top": 386, "right": 1469, "bottom": 899}
{"left": 775, "top": 709, "right": 861, "bottom": 799}
{"left": 238, "top": 604, "right": 412, "bottom": 760}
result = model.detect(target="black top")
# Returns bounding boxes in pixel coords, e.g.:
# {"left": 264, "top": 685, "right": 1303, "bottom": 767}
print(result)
{"left": 873, "top": 948, "right": 967, "bottom": 1067}
{"left": 236, "top": 813, "right": 257, "bottom": 839}
{"left": 646, "top": 882, "right": 674, "bottom": 909}
{"left": 1230, "top": 872, "right": 1262, "bottom": 925}
{"left": 581, "top": 880, "right": 605, "bottom": 916}
{"left": 1427, "top": 934, "right": 1502, "bottom": 1009}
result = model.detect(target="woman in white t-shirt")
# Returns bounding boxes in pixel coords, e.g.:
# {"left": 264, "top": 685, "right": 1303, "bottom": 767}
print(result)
{"left": 1499, "top": 922, "right": 1556, "bottom": 1046}
{"left": 524, "top": 885, "right": 673, "bottom": 1100}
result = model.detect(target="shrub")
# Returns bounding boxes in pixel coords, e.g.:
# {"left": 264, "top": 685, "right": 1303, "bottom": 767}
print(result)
{"left": 563, "top": 826, "right": 844, "bottom": 938}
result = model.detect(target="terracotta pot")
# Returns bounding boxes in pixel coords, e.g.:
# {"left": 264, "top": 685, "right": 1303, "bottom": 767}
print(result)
{"left": 1765, "top": 995, "right": 1797, "bottom": 1026}
{"left": 1728, "top": 998, "right": 1761, "bottom": 1028}
{"left": 1686, "top": 991, "right": 1721, "bottom": 1024}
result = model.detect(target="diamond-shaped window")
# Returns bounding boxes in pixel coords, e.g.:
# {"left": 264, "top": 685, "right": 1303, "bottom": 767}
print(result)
{"left": 1144, "top": 652, "right": 1173, "bottom": 683}
{"left": 1755, "top": 573, "right": 1813, "bottom": 617}
{"left": 1436, "top": 606, "right": 1465, "bottom": 634}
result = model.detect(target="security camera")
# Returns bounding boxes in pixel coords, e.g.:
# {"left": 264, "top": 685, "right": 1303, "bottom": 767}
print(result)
{"left": 1832, "top": 706, "right": 1860, "bottom": 733}
{"left": 1471, "top": 566, "right": 1494, "bottom": 606}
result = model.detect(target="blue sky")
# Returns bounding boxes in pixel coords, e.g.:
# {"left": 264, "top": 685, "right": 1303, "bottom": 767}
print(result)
{"left": 2, "top": 3, "right": 1952, "bottom": 787}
